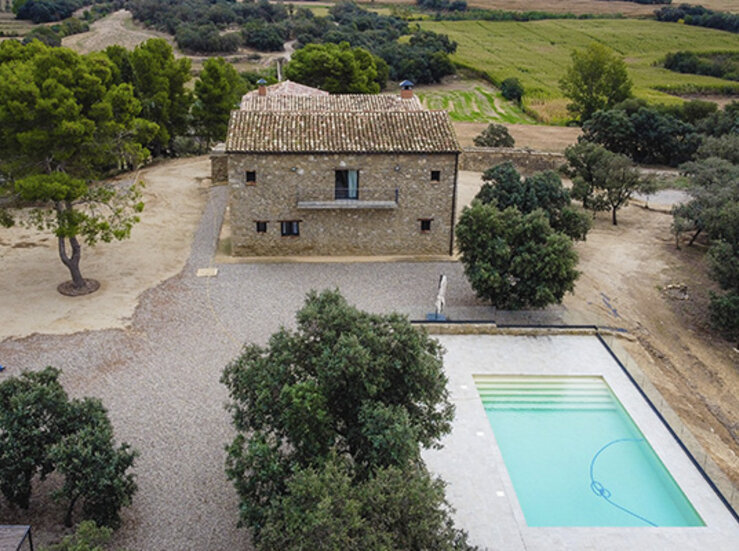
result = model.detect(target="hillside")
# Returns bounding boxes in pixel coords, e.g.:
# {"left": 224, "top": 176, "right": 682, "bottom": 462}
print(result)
{"left": 421, "top": 18, "right": 739, "bottom": 122}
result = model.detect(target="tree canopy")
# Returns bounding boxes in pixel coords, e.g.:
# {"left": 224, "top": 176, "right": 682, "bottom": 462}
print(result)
{"left": 580, "top": 105, "right": 701, "bottom": 167}
{"left": 0, "top": 367, "right": 138, "bottom": 528}
{"left": 107, "top": 39, "right": 193, "bottom": 156}
{"left": 285, "top": 41, "right": 387, "bottom": 93}
{"left": 222, "top": 290, "right": 473, "bottom": 549}
{"left": 500, "top": 77, "right": 523, "bottom": 103}
{"left": 559, "top": 42, "right": 632, "bottom": 122}
{"left": 672, "top": 156, "right": 739, "bottom": 343}
{"left": 473, "top": 123, "right": 515, "bottom": 148}
{"left": 0, "top": 40, "right": 152, "bottom": 291}
{"left": 476, "top": 162, "right": 590, "bottom": 240}
{"left": 564, "top": 141, "right": 652, "bottom": 225}
{"left": 192, "top": 57, "right": 245, "bottom": 147}
{"left": 456, "top": 202, "right": 580, "bottom": 309}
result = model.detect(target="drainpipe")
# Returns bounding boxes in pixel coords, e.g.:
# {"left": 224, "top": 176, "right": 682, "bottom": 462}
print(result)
{"left": 449, "top": 152, "right": 459, "bottom": 256}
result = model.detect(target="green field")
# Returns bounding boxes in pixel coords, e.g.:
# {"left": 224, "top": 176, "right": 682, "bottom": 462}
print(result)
{"left": 417, "top": 85, "right": 534, "bottom": 124}
{"left": 420, "top": 19, "right": 739, "bottom": 123}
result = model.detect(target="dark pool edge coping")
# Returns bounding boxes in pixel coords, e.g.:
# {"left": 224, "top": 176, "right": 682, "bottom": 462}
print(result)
{"left": 411, "top": 321, "right": 739, "bottom": 525}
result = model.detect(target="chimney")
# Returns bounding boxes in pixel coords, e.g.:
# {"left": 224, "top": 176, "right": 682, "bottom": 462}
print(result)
{"left": 257, "top": 78, "right": 267, "bottom": 97}
{"left": 400, "top": 80, "right": 414, "bottom": 99}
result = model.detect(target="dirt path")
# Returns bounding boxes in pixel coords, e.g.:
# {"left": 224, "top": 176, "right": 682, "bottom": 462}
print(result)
{"left": 62, "top": 10, "right": 175, "bottom": 54}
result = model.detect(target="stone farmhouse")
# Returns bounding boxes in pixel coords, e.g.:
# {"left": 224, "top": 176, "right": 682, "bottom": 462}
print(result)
{"left": 220, "top": 80, "right": 461, "bottom": 256}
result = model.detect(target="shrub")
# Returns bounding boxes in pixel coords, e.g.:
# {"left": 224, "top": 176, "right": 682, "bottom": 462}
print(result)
{"left": 500, "top": 77, "right": 523, "bottom": 102}
{"left": 473, "top": 123, "right": 515, "bottom": 147}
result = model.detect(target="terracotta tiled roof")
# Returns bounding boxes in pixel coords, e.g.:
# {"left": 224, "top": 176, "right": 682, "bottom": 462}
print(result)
{"left": 240, "top": 80, "right": 328, "bottom": 105}
{"left": 240, "top": 94, "right": 424, "bottom": 112}
{"left": 226, "top": 111, "right": 461, "bottom": 153}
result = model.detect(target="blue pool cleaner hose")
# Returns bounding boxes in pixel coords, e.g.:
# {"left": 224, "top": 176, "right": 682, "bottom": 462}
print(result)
{"left": 589, "top": 438, "right": 658, "bottom": 527}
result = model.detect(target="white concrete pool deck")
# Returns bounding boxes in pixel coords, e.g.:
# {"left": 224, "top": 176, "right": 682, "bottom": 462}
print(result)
{"left": 422, "top": 334, "right": 738, "bottom": 551}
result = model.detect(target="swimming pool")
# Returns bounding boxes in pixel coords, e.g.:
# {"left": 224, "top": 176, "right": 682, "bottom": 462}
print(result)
{"left": 475, "top": 374, "right": 704, "bottom": 527}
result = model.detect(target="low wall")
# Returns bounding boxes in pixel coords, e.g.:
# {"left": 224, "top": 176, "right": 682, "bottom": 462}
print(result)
{"left": 460, "top": 147, "right": 566, "bottom": 174}
{"left": 210, "top": 153, "right": 228, "bottom": 184}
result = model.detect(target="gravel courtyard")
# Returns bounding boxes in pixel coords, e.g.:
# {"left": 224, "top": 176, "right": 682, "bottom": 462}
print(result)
{"left": 0, "top": 184, "right": 505, "bottom": 550}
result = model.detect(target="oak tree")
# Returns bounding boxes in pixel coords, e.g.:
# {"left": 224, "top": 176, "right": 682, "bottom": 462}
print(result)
{"left": 221, "top": 290, "right": 469, "bottom": 548}
{"left": 473, "top": 124, "right": 515, "bottom": 148}
{"left": 456, "top": 203, "right": 579, "bottom": 309}
{"left": 476, "top": 162, "right": 590, "bottom": 240}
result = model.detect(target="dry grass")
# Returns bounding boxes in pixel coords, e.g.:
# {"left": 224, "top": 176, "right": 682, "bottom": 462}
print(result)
{"left": 0, "top": 12, "right": 35, "bottom": 36}
{"left": 453, "top": 121, "right": 581, "bottom": 150}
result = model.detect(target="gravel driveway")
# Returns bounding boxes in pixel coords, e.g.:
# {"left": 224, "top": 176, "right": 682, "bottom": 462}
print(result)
{"left": 1, "top": 185, "right": 555, "bottom": 550}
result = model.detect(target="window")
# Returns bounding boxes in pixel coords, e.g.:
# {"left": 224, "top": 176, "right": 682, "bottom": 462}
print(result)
{"left": 245, "top": 171, "right": 256, "bottom": 184}
{"left": 255, "top": 221, "right": 267, "bottom": 233}
{"left": 431, "top": 170, "right": 441, "bottom": 182}
{"left": 281, "top": 221, "right": 300, "bottom": 236}
{"left": 335, "top": 170, "right": 359, "bottom": 199}
{"left": 420, "top": 219, "right": 432, "bottom": 233}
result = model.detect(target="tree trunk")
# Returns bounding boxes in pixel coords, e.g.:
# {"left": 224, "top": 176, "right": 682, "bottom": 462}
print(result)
{"left": 64, "top": 494, "right": 79, "bottom": 527}
{"left": 58, "top": 235, "right": 85, "bottom": 288}
{"left": 689, "top": 228, "right": 702, "bottom": 246}
{"left": 611, "top": 207, "right": 618, "bottom": 226}
{"left": 55, "top": 201, "right": 86, "bottom": 288}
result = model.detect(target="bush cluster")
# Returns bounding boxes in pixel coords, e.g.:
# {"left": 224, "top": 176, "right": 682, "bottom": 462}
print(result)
{"left": 13, "top": 0, "right": 91, "bottom": 23}
{"left": 126, "top": 0, "right": 457, "bottom": 85}
{"left": 655, "top": 4, "right": 739, "bottom": 34}
{"left": 416, "top": 0, "right": 467, "bottom": 12}
{"left": 581, "top": 104, "right": 702, "bottom": 166}
{"left": 664, "top": 50, "right": 738, "bottom": 81}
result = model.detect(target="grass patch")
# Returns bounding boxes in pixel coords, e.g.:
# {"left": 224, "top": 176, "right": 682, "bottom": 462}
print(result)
{"left": 420, "top": 19, "right": 739, "bottom": 123}
{"left": 417, "top": 85, "right": 534, "bottom": 123}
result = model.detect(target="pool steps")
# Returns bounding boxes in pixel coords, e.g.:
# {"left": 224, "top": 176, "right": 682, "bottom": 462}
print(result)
{"left": 474, "top": 375, "right": 617, "bottom": 410}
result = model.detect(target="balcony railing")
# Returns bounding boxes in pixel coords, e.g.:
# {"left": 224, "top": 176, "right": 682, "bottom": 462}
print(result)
{"left": 297, "top": 187, "right": 399, "bottom": 209}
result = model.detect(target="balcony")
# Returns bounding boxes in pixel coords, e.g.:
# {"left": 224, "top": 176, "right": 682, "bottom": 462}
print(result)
{"left": 296, "top": 187, "right": 399, "bottom": 210}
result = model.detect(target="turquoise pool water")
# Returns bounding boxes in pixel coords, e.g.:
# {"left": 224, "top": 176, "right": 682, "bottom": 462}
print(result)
{"left": 476, "top": 375, "right": 704, "bottom": 527}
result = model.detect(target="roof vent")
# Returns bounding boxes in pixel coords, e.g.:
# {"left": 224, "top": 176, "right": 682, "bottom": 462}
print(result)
{"left": 400, "top": 80, "right": 414, "bottom": 99}
{"left": 257, "top": 78, "right": 267, "bottom": 97}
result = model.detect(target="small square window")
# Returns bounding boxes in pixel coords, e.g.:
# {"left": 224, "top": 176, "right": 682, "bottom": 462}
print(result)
{"left": 420, "top": 219, "right": 432, "bottom": 232}
{"left": 281, "top": 220, "right": 300, "bottom": 236}
{"left": 431, "top": 170, "right": 441, "bottom": 182}
{"left": 256, "top": 221, "right": 267, "bottom": 233}
{"left": 245, "top": 171, "right": 256, "bottom": 184}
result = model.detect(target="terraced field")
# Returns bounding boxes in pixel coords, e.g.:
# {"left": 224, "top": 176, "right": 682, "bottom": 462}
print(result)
{"left": 417, "top": 84, "right": 534, "bottom": 124}
{"left": 420, "top": 19, "right": 739, "bottom": 123}
{"left": 0, "top": 12, "right": 34, "bottom": 37}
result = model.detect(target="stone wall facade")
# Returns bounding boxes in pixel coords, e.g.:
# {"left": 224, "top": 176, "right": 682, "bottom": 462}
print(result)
{"left": 227, "top": 152, "right": 458, "bottom": 256}
{"left": 460, "top": 147, "right": 566, "bottom": 174}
